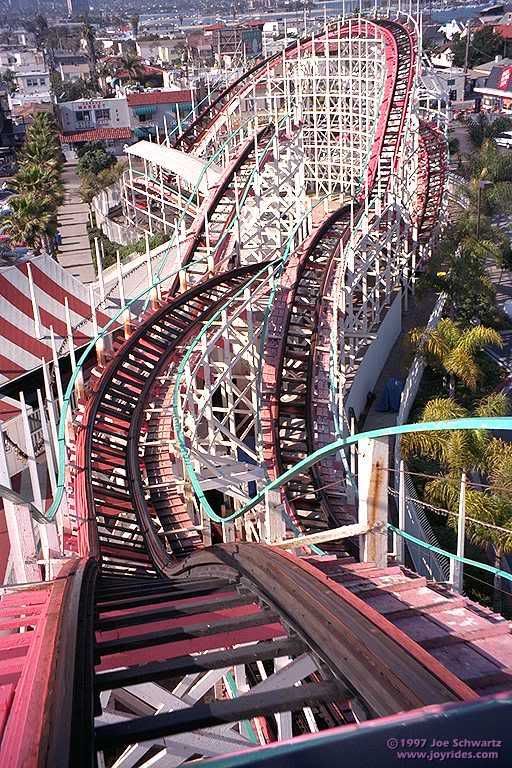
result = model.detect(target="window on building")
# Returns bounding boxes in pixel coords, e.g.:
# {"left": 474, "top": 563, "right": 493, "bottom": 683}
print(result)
{"left": 76, "top": 110, "right": 91, "bottom": 122}
{"left": 450, "top": 89, "right": 457, "bottom": 101}
{"left": 95, "top": 108, "right": 110, "bottom": 122}
{"left": 39, "top": 78, "right": 46, "bottom": 85}
{"left": 447, "top": 78, "right": 456, "bottom": 86}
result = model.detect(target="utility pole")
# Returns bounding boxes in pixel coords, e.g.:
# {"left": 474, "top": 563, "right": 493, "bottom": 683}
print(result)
{"left": 464, "top": 20, "right": 472, "bottom": 73}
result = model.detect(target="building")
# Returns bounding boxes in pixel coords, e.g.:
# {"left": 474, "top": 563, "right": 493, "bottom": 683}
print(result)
{"left": 13, "top": 70, "right": 50, "bottom": 98}
{"left": 430, "top": 67, "right": 466, "bottom": 103}
{"left": 54, "top": 53, "right": 90, "bottom": 82}
{"left": 0, "top": 48, "right": 45, "bottom": 72}
{"left": 57, "top": 95, "right": 132, "bottom": 155}
{"left": 474, "top": 62, "right": 512, "bottom": 111}
{"left": 438, "top": 19, "right": 465, "bottom": 41}
{"left": 127, "top": 90, "right": 192, "bottom": 140}
{"left": 56, "top": 89, "right": 194, "bottom": 153}
{"left": 136, "top": 37, "right": 186, "bottom": 64}
{"left": 430, "top": 43, "right": 456, "bottom": 69}
{"left": 138, "top": 16, "right": 176, "bottom": 37}
{"left": 66, "top": 0, "right": 89, "bottom": 18}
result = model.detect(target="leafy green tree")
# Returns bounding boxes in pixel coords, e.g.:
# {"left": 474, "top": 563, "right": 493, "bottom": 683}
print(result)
{"left": 79, "top": 161, "right": 126, "bottom": 203}
{"left": 51, "top": 73, "right": 97, "bottom": 102}
{"left": 77, "top": 145, "right": 115, "bottom": 177}
{"left": 466, "top": 114, "right": 512, "bottom": 148}
{"left": 451, "top": 27, "right": 505, "bottom": 69}
{"left": 410, "top": 318, "right": 502, "bottom": 395}
{"left": 1, "top": 69, "right": 17, "bottom": 95}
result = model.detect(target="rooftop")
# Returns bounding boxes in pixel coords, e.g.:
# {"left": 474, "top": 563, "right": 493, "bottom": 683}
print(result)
{"left": 60, "top": 127, "right": 132, "bottom": 143}
{"left": 127, "top": 90, "right": 192, "bottom": 106}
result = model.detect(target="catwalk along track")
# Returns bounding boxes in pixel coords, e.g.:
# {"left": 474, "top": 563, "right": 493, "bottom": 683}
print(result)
{"left": 0, "top": 16, "right": 510, "bottom": 768}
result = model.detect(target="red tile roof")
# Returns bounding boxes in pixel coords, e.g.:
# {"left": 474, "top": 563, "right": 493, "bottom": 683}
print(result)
{"left": 116, "top": 64, "right": 163, "bottom": 79}
{"left": 59, "top": 127, "right": 132, "bottom": 143}
{"left": 127, "top": 90, "right": 192, "bottom": 106}
{"left": 495, "top": 24, "right": 512, "bottom": 39}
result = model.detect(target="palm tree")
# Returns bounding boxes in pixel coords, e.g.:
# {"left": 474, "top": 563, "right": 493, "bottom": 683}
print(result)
{"left": 410, "top": 318, "right": 502, "bottom": 394}
{"left": 130, "top": 14, "right": 140, "bottom": 38}
{"left": 119, "top": 53, "right": 144, "bottom": 84}
{"left": 20, "top": 134, "right": 61, "bottom": 167}
{"left": 11, "top": 164, "right": 63, "bottom": 207}
{"left": 402, "top": 393, "right": 512, "bottom": 611}
{"left": 3, "top": 193, "right": 56, "bottom": 253}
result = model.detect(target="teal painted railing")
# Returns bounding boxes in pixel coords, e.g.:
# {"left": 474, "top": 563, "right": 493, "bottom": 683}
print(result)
{"left": 46, "top": 116, "right": 290, "bottom": 523}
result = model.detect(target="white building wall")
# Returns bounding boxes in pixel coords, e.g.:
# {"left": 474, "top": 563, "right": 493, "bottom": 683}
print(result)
{"left": 344, "top": 292, "right": 403, "bottom": 420}
{"left": 58, "top": 96, "right": 131, "bottom": 133}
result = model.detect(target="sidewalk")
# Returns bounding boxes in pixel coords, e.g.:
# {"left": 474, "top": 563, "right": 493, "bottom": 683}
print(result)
{"left": 56, "top": 162, "right": 95, "bottom": 284}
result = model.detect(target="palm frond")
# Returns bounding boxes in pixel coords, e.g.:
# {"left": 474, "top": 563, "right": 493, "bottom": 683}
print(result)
{"left": 444, "top": 347, "right": 480, "bottom": 391}
{"left": 459, "top": 325, "right": 503, "bottom": 353}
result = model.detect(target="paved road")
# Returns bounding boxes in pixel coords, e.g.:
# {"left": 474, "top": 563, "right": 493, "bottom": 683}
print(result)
{"left": 56, "top": 163, "right": 95, "bottom": 284}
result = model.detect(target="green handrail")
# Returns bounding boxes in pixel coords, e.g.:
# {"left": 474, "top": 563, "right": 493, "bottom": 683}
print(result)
{"left": 171, "top": 193, "right": 334, "bottom": 532}
{"left": 172, "top": 416, "right": 512, "bottom": 525}
{"left": 134, "top": 116, "right": 260, "bottom": 313}
{"left": 388, "top": 525, "right": 512, "bottom": 584}
{"left": 45, "top": 117, "right": 289, "bottom": 523}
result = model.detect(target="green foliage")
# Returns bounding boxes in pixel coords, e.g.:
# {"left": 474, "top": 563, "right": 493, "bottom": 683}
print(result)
{"left": 50, "top": 73, "right": 98, "bottom": 102}
{"left": 118, "top": 53, "right": 144, "bottom": 83}
{"left": 89, "top": 226, "right": 169, "bottom": 271}
{"left": 2, "top": 193, "right": 56, "bottom": 252}
{"left": 79, "top": 161, "right": 126, "bottom": 203}
{"left": 467, "top": 114, "right": 512, "bottom": 148}
{"left": 11, "top": 164, "right": 63, "bottom": 207}
{"left": 76, "top": 141, "right": 106, "bottom": 159}
{"left": 451, "top": 27, "right": 504, "bottom": 69}
{"left": 419, "top": 141, "right": 512, "bottom": 323}
{"left": 3, "top": 113, "right": 63, "bottom": 253}
{"left": 410, "top": 318, "right": 502, "bottom": 393}
{"left": 0, "top": 68, "right": 17, "bottom": 95}
{"left": 77, "top": 145, "right": 116, "bottom": 177}
{"left": 402, "top": 394, "right": 512, "bottom": 611}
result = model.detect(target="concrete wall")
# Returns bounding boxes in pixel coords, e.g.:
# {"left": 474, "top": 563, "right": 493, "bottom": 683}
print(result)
{"left": 344, "top": 291, "right": 402, "bottom": 420}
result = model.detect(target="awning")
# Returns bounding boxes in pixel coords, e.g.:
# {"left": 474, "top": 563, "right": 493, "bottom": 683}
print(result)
{"left": 60, "top": 127, "right": 132, "bottom": 144}
{"left": 126, "top": 140, "right": 222, "bottom": 194}
{"left": 134, "top": 125, "right": 156, "bottom": 139}
{"left": 133, "top": 104, "right": 157, "bottom": 116}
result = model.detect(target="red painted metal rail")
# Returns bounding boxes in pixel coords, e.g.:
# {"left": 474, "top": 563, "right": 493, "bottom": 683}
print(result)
{"left": 1, "top": 19, "right": 508, "bottom": 768}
